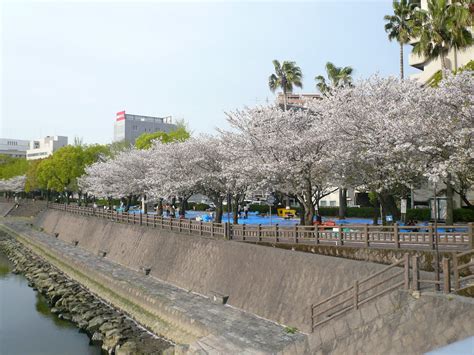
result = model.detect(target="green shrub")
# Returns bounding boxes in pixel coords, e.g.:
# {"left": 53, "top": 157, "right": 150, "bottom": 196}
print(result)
{"left": 318, "top": 207, "right": 376, "bottom": 218}
{"left": 406, "top": 208, "right": 430, "bottom": 221}
{"left": 188, "top": 202, "right": 210, "bottom": 211}
{"left": 454, "top": 208, "right": 474, "bottom": 223}
{"left": 248, "top": 204, "right": 270, "bottom": 214}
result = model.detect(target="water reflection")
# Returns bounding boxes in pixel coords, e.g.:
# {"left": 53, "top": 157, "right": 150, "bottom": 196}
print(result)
{"left": 0, "top": 250, "right": 101, "bottom": 355}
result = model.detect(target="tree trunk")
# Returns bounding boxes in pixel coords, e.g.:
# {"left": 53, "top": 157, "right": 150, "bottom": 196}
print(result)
{"left": 157, "top": 198, "right": 163, "bottom": 217}
{"left": 283, "top": 88, "right": 287, "bottom": 111}
{"left": 372, "top": 198, "right": 380, "bottom": 225}
{"left": 215, "top": 199, "right": 224, "bottom": 223}
{"left": 304, "top": 202, "right": 315, "bottom": 226}
{"left": 299, "top": 204, "right": 305, "bottom": 225}
{"left": 378, "top": 191, "right": 400, "bottom": 223}
{"left": 179, "top": 197, "right": 187, "bottom": 217}
{"left": 400, "top": 43, "right": 404, "bottom": 80}
{"left": 338, "top": 187, "right": 347, "bottom": 219}
{"left": 446, "top": 174, "right": 454, "bottom": 225}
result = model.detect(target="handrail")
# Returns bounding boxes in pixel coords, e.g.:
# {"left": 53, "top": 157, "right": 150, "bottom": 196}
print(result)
{"left": 310, "top": 253, "right": 410, "bottom": 331}
{"left": 451, "top": 249, "right": 474, "bottom": 291}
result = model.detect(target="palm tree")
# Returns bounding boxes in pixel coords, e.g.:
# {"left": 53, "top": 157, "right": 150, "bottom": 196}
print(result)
{"left": 314, "top": 62, "right": 353, "bottom": 96}
{"left": 384, "top": 0, "right": 417, "bottom": 79}
{"left": 413, "top": 0, "right": 473, "bottom": 73}
{"left": 268, "top": 60, "right": 303, "bottom": 111}
{"left": 314, "top": 62, "right": 354, "bottom": 219}
{"left": 412, "top": 0, "right": 472, "bottom": 225}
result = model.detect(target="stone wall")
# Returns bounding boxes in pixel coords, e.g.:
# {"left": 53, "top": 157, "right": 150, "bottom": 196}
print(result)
{"left": 309, "top": 290, "right": 474, "bottom": 354}
{"left": 35, "top": 209, "right": 394, "bottom": 333}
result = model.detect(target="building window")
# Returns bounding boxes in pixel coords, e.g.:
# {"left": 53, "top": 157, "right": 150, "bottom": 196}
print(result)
{"left": 320, "top": 201, "right": 327, "bottom": 207}
{"left": 330, "top": 201, "right": 337, "bottom": 207}
{"left": 132, "top": 125, "right": 138, "bottom": 131}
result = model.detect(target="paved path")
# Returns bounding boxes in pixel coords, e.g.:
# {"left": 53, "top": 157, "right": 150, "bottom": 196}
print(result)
{"left": 1, "top": 219, "right": 308, "bottom": 354}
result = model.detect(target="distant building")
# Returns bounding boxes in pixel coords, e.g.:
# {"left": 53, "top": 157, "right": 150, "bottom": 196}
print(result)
{"left": 26, "top": 136, "right": 68, "bottom": 160}
{"left": 277, "top": 93, "right": 322, "bottom": 109}
{"left": 409, "top": 0, "right": 474, "bottom": 83}
{"left": 113, "top": 111, "right": 177, "bottom": 144}
{"left": 0, "top": 138, "right": 30, "bottom": 158}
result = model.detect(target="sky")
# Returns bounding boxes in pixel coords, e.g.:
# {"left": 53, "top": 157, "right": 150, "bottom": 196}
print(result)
{"left": 1, "top": 0, "right": 420, "bottom": 145}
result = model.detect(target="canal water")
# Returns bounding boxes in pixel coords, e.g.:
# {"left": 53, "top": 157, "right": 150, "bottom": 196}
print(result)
{"left": 0, "top": 252, "right": 101, "bottom": 355}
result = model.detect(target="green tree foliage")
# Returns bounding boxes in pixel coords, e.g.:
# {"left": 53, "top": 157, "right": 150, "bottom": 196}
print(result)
{"left": 134, "top": 121, "right": 191, "bottom": 150}
{"left": 428, "top": 59, "right": 474, "bottom": 87}
{"left": 315, "top": 62, "right": 354, "bottom": 95}
{"left": 268, "top": 60, "right": 303, "bottom": 110}
{"left": 384, "top": 0, "right": 417, "bottom": 79}
{"left": 0, "top": 155, "right": 29, "bottom": 180}
{"left": 413, "top": 0, "right": 473, "bottom": 72}
{"left": 26, "top": 144, "right": 110, "bottom": 193}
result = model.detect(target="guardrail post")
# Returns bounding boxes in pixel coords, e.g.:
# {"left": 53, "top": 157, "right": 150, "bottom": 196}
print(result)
{"left": 412, "top": 255, "right": 419, "bottom": 291}
{"left": 404, "top": 253, "right": 410, "bottom": 289}
{"left": 294, "top": 225, "right": 298, "bottom": 244}
{"left": 364, "top": 224, "right": 369, "bottom": 247}
{"left": 199, "top": 221, "right": 203, "bottom": 236}
{"left": 258, "top": 224, "right": 262, "bottom": 242}
{"left": 353, "top": 280, "right": 359, "bottom": 310}
{"left": 394, "top": 223, "right": 400, "bottom": 249}
{"left": 209, "top": 222, "right": 213, "bottom": 237}
{"left": 275, "top": 224, "right": 279, "bottom": 243}
{"left": 139, "top": 213, "right": 142, "bottom": 225}
{"left": 442, "top": 257, "right": 451, "bottom": 294}
{"left": 339, "top": 226, "right": 344, "bottom": 246}
{"left": 315, "top": 224, "right": 320, "bottom": 245}
{"left": 242, "top": 224, "right": 246, "bottom": 241}
{"left": 452, "top": 252, "right": 459, "bottom": 291}
{"left": 469, "top": 223, "right": 474, "bottom": 250}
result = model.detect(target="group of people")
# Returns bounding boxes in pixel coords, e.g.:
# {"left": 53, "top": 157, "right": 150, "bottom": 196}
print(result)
{"left": 159, "top": 204, "right": 179, "bottom": 218}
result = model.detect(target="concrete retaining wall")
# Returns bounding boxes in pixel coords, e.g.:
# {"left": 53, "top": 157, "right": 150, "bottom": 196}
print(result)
{"left": 36, "top": 209, "right": 392, "bottom": 332}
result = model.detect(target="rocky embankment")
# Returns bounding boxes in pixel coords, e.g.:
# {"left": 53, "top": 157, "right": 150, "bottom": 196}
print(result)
{"left": 0, "top": 234, "right": 174, "bottom": 354}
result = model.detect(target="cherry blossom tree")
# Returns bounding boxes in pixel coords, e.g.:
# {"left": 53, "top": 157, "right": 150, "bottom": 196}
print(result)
{"left": 0, "top": 175, "right": 26, "bottom": 194}
{"left": 223, "top": 105, "right": 335, "bottom": 225}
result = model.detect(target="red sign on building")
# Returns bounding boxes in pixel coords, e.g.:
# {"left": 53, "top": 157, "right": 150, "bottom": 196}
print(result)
{"left": 116, "top": 111, "right": 126, "bottom": 122}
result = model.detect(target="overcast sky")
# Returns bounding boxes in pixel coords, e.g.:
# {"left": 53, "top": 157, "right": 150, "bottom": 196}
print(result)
{"left": 1, "top": 0, "right": 420, "bottom": 144}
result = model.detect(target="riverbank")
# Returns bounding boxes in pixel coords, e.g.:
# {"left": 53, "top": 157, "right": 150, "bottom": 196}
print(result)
{"left": 1, "top": 218, "right": 308, "bottom": 353}
{"left": 0, "top": 232, "right": 174, "bottom": 354}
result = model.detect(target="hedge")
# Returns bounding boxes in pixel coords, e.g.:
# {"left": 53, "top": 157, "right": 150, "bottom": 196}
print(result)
{"left": 317, "top": 207, "right": 473, "bottom": 222}
{"left": 187, "top": 202, "right": 211, "bottom": 211}
{"left": 454, "top": 208, "right": 474, "bottom": 223}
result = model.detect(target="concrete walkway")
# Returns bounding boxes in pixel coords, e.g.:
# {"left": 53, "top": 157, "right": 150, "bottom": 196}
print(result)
{"left": 1, "top": 219, "right": 308, "bottom": 354}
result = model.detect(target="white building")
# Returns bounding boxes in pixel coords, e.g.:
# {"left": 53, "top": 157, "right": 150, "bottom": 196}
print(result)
{"left": 26, "top": 136, "right": 68, "bottom": 160}
{"left": 113, "top": 111, "right": 177, "bottom": 144}
{"left": 409, "top": 0, "right": 474, "bottom": 83}
{"left": 0, "top": 138, "right": 30, "bottom": 158}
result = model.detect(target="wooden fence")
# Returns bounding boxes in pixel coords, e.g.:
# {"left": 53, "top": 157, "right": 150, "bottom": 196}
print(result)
{"left": 48, "top": 203, "right": 227, "bottom": 239}
{"left": 48, "top": 203, "right": 473, "bottom": 251}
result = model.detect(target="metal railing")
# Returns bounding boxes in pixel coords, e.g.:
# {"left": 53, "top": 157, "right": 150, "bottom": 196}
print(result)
{"left": 47, "top": 203, "right": 473, "bottom": 251}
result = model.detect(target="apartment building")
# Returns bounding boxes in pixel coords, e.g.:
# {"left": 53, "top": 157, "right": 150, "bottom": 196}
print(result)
{"left": 0, "top": 138, "right": 30, "bottom": 158}
{"left": 113, "top": 111, "right": 177, "bottom": 144}
{"left": 26, "top": 136, "right": 68, "bottom": 160}
{"left": 277, "top": 93, "right": 322, "bottom": 109}
{"left": 409, "top": 0, "right": 474, "bottom": 83}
